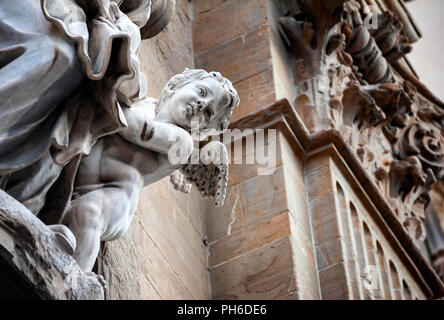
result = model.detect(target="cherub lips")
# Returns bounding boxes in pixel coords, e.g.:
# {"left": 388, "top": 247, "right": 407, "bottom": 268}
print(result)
{"left": 185, "top": 103, "right": 196, "bottom": 117}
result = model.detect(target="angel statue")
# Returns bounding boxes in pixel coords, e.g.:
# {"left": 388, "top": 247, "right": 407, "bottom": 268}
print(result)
{"left": 0, "top": 1, "right": 174, "bottom": 217}
{"left": 0, "top": 0, "right": 240, "bottom": 273}
{"left": 58, "top": 68, "right": 239, "bottom": 272}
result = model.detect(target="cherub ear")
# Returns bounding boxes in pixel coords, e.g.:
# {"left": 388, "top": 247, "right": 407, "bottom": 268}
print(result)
{"left": 166, "top": 83, "right": 176, "bottom": 96}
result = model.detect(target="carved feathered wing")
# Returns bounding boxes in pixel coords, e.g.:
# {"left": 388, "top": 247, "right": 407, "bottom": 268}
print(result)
{"left": 180, "top": 141, "right": 228, "bottom": 207}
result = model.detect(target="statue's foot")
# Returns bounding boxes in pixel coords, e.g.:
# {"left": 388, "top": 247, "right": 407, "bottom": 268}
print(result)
{"left": 48, "top": 224, "right": 77, "bottom": 255}
{"left": 85, "top": 272, "right": 108, "bottom": 292}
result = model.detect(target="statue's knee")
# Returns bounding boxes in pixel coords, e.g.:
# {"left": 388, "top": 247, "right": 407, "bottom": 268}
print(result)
{"left": 69, "top": 201, "right": 103, "bottom": 230}
{"left": 101, "top": 218, "right": 131, "bottom": 242}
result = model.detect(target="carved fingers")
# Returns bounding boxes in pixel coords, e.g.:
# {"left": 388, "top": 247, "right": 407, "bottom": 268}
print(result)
{"left": 169, "top": 170, "right": 192, "bottom": 193}
{"left": 180, "top": 141, "right": 229, "bottom": 207}
{"left": 85, "top": 271, "right": 108, "bottom": 292}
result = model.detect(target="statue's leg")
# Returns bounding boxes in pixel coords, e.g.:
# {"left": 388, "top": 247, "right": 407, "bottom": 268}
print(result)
{"left": 63, "top": 190, "right": 106, "bottom": 272}
{"left": 63, "top": 185, "right": 138, "bottom": 272}
{"left": 99, "top": 186, "right": 140, "bottom": 242}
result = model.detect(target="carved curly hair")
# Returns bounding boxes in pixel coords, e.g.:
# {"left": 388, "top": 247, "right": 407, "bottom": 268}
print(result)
{"left": 156, "top": 68, "right": 240, "bottom": 139}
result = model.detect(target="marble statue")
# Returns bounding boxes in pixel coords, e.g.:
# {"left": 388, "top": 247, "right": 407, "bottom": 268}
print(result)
{"left": 0, "top": 0, "right": 239, "bottom": 273}
{"left": 62, "top": 68, "right": 239, "bottom": 271}
{"left": 0, "top": 0, "right": 175, "bottom": 217}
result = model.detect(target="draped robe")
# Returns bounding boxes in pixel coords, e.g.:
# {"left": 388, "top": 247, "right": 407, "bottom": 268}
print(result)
{"left": 0, "top": 0, "right": 152, "bottom": 221}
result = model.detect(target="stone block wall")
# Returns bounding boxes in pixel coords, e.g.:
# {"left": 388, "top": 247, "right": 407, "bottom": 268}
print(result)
{"left": 206, "top": 130, "right": 319, "bottom": 299}
{"left": 193, "top": 0, "right": 297, "bottom": 121}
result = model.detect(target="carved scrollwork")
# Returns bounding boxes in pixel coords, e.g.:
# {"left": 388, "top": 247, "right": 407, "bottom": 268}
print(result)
{"left": 280, "top": 0, "right": 444, "bottom": 243}
{"left": 395, "top": 123, "right": 444, "bottom": 182}
{"left": 389, "top": 157, "right": 428, "bottom": 199}
{"left": 417, "top": 98, "right": 444, "bottom": 131}
{"left": 386, "top": 157, "right": 428, "bottom": 243}
{"left": 336, "top": 2, "right": 442, "bottom": 242}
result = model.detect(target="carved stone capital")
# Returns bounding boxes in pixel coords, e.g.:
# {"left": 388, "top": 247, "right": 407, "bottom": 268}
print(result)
{"left": 277, "top": 0, "right": 444, "bottom": 243}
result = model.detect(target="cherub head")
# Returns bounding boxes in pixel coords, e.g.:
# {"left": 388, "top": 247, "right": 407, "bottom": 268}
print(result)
{"left": 156, "top": 68, "right": 240, "bottom": 139}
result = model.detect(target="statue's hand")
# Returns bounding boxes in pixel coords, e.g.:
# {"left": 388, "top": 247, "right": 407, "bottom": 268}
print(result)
{"left": 169, "top": 170, "right": 192, "bottom": 193}
{"left": 180, "top": 141, "right": 229, "bottom": 207}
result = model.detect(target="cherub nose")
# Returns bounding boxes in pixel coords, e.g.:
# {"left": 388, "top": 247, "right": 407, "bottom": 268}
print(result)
{"left": 196, "top": 100, "right": 205, "bottom": 110}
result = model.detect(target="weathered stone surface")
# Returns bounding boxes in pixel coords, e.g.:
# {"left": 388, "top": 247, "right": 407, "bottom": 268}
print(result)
{"left": 136, "top": 219, "right": 196, "bottom": 299}
{"left": 193, "top": 0, "right": 267, "bottom": 55}
{"left": 138, "top": 182, "right": 211, "bottom": 299}
{"left": 211, "top": 236, "right": 297, "bottom": 299}
{"left": 227, "top": 129, "right": 282, "bottom": 187}
{"left": 231, "top": 70, "right": 276, "bottom": 122}
{"left": 0, "top": 191, "right": 104, "bottom": 300}
{"left": 195, "top": 25, "right": 272, "bottom": 85}
{"left": 140, "top": 0, "right": 195, "bottom": 97}
{"left": 209, "top": 212, "right": 292, "bottom": 267}
{"left": 288, "top": 216, "right": 320, "bottom": 299}
{"left": 206, "top": 166, "right": 288, "bottom": 243}
{"left": 280, "top": 132, "right": 312, "bottom": 240}
{"left": 99, "top": 217, "right": 142, "bottom": 300}
{"left": 316, "top": 238, "right": 346, "bottom": 271}
{"left": 319, "top": 263, "right": 350, "bottom": 300}
{"left": 310, "top": 192, "right": 342, "bottom": 246}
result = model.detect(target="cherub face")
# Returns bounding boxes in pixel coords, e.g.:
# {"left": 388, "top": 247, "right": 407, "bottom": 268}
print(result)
{"left": 162, "top": 78, "right": 227, "bottom": 131}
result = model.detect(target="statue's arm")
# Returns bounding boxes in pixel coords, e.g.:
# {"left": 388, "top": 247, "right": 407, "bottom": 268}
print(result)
{"left": 118, "top": 105, "right": 193, "bottom": 157}
{"left": 142, "top": 154, "right": 183, "bottom": 187}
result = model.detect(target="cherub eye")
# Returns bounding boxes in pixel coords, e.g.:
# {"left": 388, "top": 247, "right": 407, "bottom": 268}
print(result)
{"left": 204, "top": 108, "right": 213, "bottom": 119}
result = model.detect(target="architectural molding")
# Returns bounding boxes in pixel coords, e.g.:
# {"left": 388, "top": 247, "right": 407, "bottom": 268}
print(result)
{"left": 275, "top": 0, "right": 444, "bottom": 247}
{"left": 230, "top": 98, "right": 444, "bottom": 298}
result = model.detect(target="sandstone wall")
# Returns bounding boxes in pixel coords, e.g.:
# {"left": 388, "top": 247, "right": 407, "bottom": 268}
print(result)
{"left": 190, "top": 0, "right": 443, "bottom": 300}
{"left": 193, "top": 0, "right": 318, "bottom": 299}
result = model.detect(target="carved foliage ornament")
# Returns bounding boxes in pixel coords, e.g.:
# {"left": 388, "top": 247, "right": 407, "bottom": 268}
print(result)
{"left": 279, "top": 0, "right": 444, "bottom": 243}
